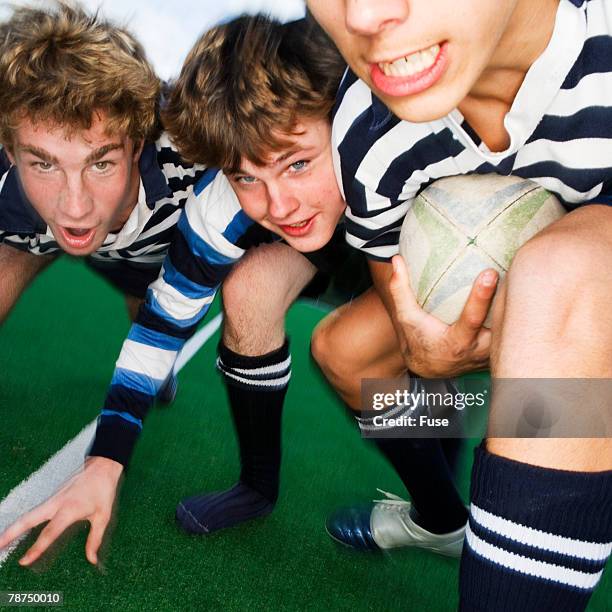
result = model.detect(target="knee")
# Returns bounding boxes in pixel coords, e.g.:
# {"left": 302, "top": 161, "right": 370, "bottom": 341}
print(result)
{"left": 311, "top": 314, "right": 354, "bottom": 386}
{"left": 507, "top": 226, "right": 602, "bottom": 297}
{"left": 222, "top": 249, "right": 287, "bottom": 327}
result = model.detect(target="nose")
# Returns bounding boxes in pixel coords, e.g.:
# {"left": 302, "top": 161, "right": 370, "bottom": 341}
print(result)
{"left": 266, "top": 184, "right": 300, "bottom": 222}
{"left": 58, "top": 174, "right": 94, "bottom": 222}
{"left": 346, "top": 0, "right": 409, "bottom": 36}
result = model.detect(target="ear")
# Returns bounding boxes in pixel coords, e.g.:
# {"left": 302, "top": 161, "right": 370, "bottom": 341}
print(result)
{"left": 4, "top": 146, "right": 16, "bottom": 166}
{"left": 132, "top": 139, "right": 145, "bottom": 161}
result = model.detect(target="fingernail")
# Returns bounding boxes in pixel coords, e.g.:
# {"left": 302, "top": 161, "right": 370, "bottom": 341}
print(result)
{"left": 481, "top": 270, "right": 497, "bottom": 286}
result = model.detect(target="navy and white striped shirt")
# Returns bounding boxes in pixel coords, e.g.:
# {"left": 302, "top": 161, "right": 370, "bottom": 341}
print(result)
{"left": 89, "top": 170, "right": 277, "bottom": 465}
{"left": 332, "top": 0, "right": 612, "bottom": 261}
{"left": 0, "top": 134, "right": 207, "bottom": 265}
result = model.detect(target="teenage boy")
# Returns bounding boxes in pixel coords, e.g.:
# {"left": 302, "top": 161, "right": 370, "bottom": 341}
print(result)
{"left": 0, "top": 0, "right": 207, "bottom": 563}
{"left": 159, "top": 13, "right": 463, "bottom": 548}
{"left": 308, "top": 0, "right": 612, "bottom": 609}
{"left": 0, "top": 2, "right": 205, "bottom": 365}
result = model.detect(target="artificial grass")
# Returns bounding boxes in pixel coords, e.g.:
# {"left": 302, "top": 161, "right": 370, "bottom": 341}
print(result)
{"left": 0, "top": 259, "right": 609, "bottom": 611}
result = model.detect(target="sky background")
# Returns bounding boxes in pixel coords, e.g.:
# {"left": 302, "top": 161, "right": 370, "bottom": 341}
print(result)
{"left": 1, "top": 0, "right": 306, "bottom": 79}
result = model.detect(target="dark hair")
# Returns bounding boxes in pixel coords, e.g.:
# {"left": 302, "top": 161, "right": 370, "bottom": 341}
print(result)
{"left": 162, "top": 13, "right": 345, "bottom": 172}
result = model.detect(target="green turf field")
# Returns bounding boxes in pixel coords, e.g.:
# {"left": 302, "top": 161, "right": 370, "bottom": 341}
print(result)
{"left": 0, "top": 259, "right": 610, "bottom": 611}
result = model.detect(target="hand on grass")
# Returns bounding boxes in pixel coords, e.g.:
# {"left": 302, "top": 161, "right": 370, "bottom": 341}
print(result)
{"left": 0, "top": 456, "right": 123, "bottom": 566}
{"left": 388, "top": 254, "right": 498, "bottom": 377}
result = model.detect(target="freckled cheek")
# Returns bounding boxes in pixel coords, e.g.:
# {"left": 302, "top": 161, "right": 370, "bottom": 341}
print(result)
{"left": 92, "top": 171, "right": 132, "bottom": 222}
{"left": 23, "top": 181, "right": 62, "bottom": 221}
{"left": 317, "top": 175, "right": 343, "bottom": 210}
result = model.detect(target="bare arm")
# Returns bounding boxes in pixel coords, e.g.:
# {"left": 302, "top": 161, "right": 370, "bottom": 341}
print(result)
{"left": 0, "top": 243, "right": 55, "bottom": 324}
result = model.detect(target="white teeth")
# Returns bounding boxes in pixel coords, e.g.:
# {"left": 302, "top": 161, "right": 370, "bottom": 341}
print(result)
{"left": 379, "top": 44, "right": 440, "bottom": 78}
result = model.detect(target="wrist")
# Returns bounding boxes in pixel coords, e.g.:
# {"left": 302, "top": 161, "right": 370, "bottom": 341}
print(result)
{"left": 84, "top": 455, "right": 124, "bottom": 482}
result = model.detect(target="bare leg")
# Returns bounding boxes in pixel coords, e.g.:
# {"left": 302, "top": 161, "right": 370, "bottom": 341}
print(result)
{"left": 176, "top": 242, "right": 317, "bottom": 535}
{"left": 222, "top": 242, "right": 316, "bottom": 355}
{"left": 311, "top": 287, "right": 405, "bottom": 410}
{"left": 460, "top": 205, "right": 612, "bottom": 611}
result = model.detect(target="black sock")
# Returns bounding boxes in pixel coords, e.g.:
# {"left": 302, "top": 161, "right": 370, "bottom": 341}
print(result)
{"left": 441, "top": 437, "right": 463, "bottom": 477}
{"left": 460, "top": 444, "right": 612, "bottom": 611}
{"left": 357, "top": 405, "right": 468, "bottom": 534}
{"left": 175, "top": 340, "right": 289, "bottom": 534}
{"left": 373, "top": 436, "right": 468, "bottom": 534}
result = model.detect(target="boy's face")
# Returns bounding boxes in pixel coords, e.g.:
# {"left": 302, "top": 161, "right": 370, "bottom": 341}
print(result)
{"left": 307, "top": 0, "right": 520, "bottom": 122}
{"left": 7, "top": 112, "right": 142, "bottom": 256}
{"left": 227, "top": 117, "right": 346, "bottom": 253}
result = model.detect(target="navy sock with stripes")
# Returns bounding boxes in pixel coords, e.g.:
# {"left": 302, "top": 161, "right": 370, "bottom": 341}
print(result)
{"left": 460, "top": 444, "right": 612, "bottom": 611}
{"left": 176, "top": 340, "right": 289, "bottom": 535}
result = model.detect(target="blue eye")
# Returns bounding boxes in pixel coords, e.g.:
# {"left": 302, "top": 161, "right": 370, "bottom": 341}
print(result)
{"left": 238, "top": 175, "right": 258, "bottom": 184}
{"left": 291, "top": 160, "right": 308, "bottom": 171}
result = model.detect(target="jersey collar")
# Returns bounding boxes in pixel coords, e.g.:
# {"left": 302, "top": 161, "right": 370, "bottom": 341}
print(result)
{"left": 138, "top": 141, "right": 173, "bottom": 209}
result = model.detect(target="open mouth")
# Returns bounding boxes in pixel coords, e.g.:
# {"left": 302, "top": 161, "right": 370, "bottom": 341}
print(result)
{"left": 371, "top": 42, "right": 448, "bottom": 97}
{"left": 58, "top": 226, "right": 96, "bottom": 250}
{"left": 279, "top": 215, "right": 316, "bottom": 237}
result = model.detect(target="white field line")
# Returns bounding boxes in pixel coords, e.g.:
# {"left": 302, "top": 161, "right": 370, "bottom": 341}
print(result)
{"left": 173, "top": 313, "right": 223, "bottom": 373}
{"left": 0, "top": 312, "right": 222, "bottom": 568}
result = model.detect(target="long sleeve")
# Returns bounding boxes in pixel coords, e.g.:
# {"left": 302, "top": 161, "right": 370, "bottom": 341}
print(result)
{"left": 89, "top": 170, "right": 255, "bottom": 466}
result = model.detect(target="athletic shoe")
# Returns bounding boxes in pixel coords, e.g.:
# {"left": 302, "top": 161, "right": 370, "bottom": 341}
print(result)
{"left": 326, "top": 489, "right": 466, "bottom": 557}
{"left": 157, "top": 374, "right": 178, "bottom": 405}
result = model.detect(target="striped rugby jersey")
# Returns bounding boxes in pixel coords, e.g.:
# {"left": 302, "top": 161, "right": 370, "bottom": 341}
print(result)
{"left": 89, "top": 170, "right": 277, "bottom": 465}
{"left": 333, "top": 0, "right": 612, "bottom": 261}
{"left": 0, "top": 134, "right": 206, "bottom": 265}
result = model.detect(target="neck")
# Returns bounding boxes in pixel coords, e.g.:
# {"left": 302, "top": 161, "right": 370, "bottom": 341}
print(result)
{"left": 469, "top": 0, "right": 560, "bottom": 105}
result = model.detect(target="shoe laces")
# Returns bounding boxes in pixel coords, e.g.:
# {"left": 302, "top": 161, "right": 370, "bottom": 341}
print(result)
{"left": 372, "top": 489, "right": 413, "bottom": 521}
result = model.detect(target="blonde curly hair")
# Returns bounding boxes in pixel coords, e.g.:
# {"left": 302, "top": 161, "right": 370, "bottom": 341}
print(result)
{"left": 0, "top": 1, "right": 161, "bottom": 149}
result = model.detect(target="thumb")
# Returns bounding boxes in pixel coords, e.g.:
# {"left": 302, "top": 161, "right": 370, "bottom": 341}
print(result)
{"left": 389, "top": 255, "right": 427, "bottom": 327}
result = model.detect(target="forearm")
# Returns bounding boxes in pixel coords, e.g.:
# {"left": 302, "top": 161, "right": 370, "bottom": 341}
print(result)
{"left": 90, "top": 175, "right": 247, "bottom": 466}
{"left": 89, "top": 286, "right": 214, "bottom": 466}
{"left": 0, "top": 243, "right": 54, "bottom": 324}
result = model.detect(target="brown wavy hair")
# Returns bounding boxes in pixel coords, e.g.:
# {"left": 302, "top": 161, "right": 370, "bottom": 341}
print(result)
{"left": 0, "top": 1, "right": 161, "bottom": 149}
{"left": 162, "top": 13, "right": 345, "bottom": 173}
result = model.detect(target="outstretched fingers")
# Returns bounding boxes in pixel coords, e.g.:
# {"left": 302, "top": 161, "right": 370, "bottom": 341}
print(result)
{"left": 0, "top": 500, "right": 56, "bottom": 553}
{"left": 18, "top": 508, "right": 77, "bottom": 566}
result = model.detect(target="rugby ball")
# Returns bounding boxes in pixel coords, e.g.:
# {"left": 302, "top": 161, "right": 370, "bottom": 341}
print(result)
{"left": 398, "top": 174, "right": 566, "bottom": 326}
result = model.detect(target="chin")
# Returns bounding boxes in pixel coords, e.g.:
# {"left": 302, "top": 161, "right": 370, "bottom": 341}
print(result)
{"left": 383, "top": 95, "right": 454, "bottom": 123}
{"left": 60, "top": 244, "right": 99, "bottom": 257}
{"left": 376, "top": 77, "right": 465, "bottom": 123}
{"left": 285, "top": 231, "right": 333, "bottom": 254}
